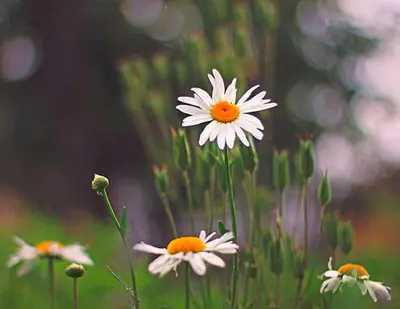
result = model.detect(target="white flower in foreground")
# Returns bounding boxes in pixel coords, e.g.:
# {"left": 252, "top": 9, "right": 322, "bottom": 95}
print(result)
{"left": 176, "top": 69, "right": 277, "bottom": 150}
{"left": 7, "top": 237, "right": 94, "bottom": 276}
{"left": 133, "top": 230, "right": 238, "bottom": 277}
{"left": 320, "top": 258, "right": 391, "bottom": 302}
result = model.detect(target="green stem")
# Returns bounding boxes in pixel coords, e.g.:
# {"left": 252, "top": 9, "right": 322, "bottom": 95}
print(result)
{"left": 73, "top": 278, "right": 78, "bottom": 309}
{"left": 185, "top": 264, "right": 190, "bottom": 309}
{"left": 48, "top": 258, "right": 55, "bottom": 309}
{"left": 208, "top": 166, "right": 216, "bottom": 233}
{"left": 241, "top": 172, "right": 256, "bottom": 308}
{"left": 302, "top": 181, "right": 309, "bottom": 254}
{"left": 278, "top": 188, "right": 284, "bottom": 221}
{"left": 160, "top": 194, "right": 178, "bottom": 237}
{"left": 276, "top": 274, "right": 281, "bottom": 309}
{"left": 223, "top": 148, "right": 238, "bottom": 309}
{"left": 101, "top": 189, "right": 140, "bottom": 309}
{"left": 293, "top": 277, "right": 303, "bottom": 309}
{"left": 183, "top": 171, "right": 195, "bottom": 232}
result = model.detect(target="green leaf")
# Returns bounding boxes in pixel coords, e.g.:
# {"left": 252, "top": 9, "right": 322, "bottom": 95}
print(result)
{"left": 106, "top": 266, "right": 136, "bottom": 309}
{"left": 120, "top": 206, "right": 127, "bottom": 237}
{"left": 218, "top": 220, "right": 229, "bottom": 234}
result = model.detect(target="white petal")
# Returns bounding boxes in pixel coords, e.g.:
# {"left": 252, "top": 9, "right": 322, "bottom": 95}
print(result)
{"left": 239, "top": 113, "right": 264, "bottom": 130}
{"left": 133, "top": 242, "right": 167, "bottom": 255}
{"left": 187, "top": 253, "right": 207, "bottom": 276}
{"left": 199, "top": 230, "right": 207, "bottom": 241}
{"left": 7, "top": 254, "right": 22, "bottom": 268}
{"left": 204, "top": 232, "right": 216, "bottom": 243}
{"left": 159, "top": 258, "right": 182, "bottom": 277}
{"left": 342, "top": 275, "right": 356, "bottom": 285}
{"left": 176, "top": 105, "right": 207, "bottom": 116}
{"left": 231, "top": 122, "right": 249, "bottom": 147}
{"left": 178, "top": 96, "right": 201, "bottom": 107}
{"left": 357, "top": 281, "right": 368, "bottom": 295}
{"left": 241, "top": 103, "right": 278, "bottom": 114}
{"left": 320, "top": 277, "right": 341, "bottom": 293}
{"left": 208, "top": 242, "right": 239, "bottom": 254}
{"left": 205, "top": 232, "right": 234, "bottom": 247}
{"left": 209, "top": 122, "right": 221, "bottom": 142}
{"left": 236, "top": 117, "right": 263, "bottom": 140}
{"left": 148, "top": 254, "right": 171, "bottom": 273}
{"left": 182, "top": 114, "right": 212, "bottom": 127}
{"left": 217, "top": 124, "right": 227, "bottom": 150}
{"left": 199, "top": 252, "right": 225, "bottom": 268}
{"left": 365, "top": 281, "right": 391, "bottom": 302}
{"left": 208, "top": 74, "right": 217, "bottom": 101}
{"left": 60, "top": 245, "right": 94, "bottom": 265}
{"left": 199, "top": 121, "right": 218, "bottom": 146}
{"left": 16, "top": 261, "right": 35, "bottom": 277}
{"left": 324, "top": 270, "right": 339, "bottom": 278}
{"left": 238, "top": 91, "right": 267, "bottom": 109}
{"left": 223, "top": 78, "right": 237, "bottom": 103}
{"left": 225, "top": 123, "right": 236, "bottom": 149}
{"left": 212, "top": 69, "right": 225, "bottom": 101}
{"left": 191, "top": 88, "right": 214, "bottom": 106}
{"left": 236, "top": 85, "right": 260, "bottom": 107}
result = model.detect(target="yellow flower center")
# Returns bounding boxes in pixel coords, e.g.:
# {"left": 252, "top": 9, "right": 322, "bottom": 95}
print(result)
{"left": 167, "top": 237, "right": 206, "bottom": 255}
{"left": 338, "top": 264, "right": 369, "bottom": 278}
{"left": 211, "top": 101, "right": 240, "bottom": 123}
{"left": 35, "top": 241, "right": 63, "bottom": 255}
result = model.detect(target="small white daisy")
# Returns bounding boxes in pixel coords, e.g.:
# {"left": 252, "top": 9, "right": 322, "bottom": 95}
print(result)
{"left": 320, "top": 258, "right": 391, "bottom": 302}
{"left": 176, "top": 69, "right": 277, "bottom": 150}
{"left": 133, "top": 230, "right": 238, "bottom": 277}
{"left": 7, "top": 237, "right": 94, "bottom": 276}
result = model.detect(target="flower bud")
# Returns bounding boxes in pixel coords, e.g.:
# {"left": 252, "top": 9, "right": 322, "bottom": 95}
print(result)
{"left": 318, "top": 171, "right": 331, "bottom": 206}
{"left": 196, "top": 149, "right": 210, "bottom": 189}
{"left": 233, "top": 27, "right": 246, "bottom": 57}
{"left": 323, "top": 214, "right": 338, "bottom": 251}
{"left": 299, "top": 140, "right": 315, "bottom": 181}
{"left": 153, "top": 165, "right": 168, "bottom": 196}
{"left": 291, "top": 252, "right": 306, "bottom": 280}
{"left": 270, "top": 237, "right": 283, "bottom": 276}
{"left": 262, "top": 229, "right": 273, "bottom": 258}
{"left": 244, "top": 251, "right": 257, "bottom": 278}
{"left": 203, "top": 143, "right": 218, "bottom": 167}
{"left": 171, "top": 128, "right": 191, "bottom": 171}
{"left": 91, "top": 174, "right": 109, "bottom": 192}
{"left": 339, "top": 221, "right": 353, "bottom": 256}
{"left": 232, "top": 156, "right": 246, "bottom": 183}
{"left": 273, "top": 150, "right": 290, "bottom": 190}
{"left": 239, "top": 138, "right": 258, "bottom": 173}
{"left": 65, "top": 263, "right": 85, "bottom": 278}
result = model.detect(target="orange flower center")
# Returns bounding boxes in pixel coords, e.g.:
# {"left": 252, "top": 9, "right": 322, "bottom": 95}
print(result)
{"left": 211, "top": 101, "right": 240, "bottom": 123}
{"left": 167, "top": 237, "right": 206, "bottom": 255}
{"left": 36, "top": 241, "right": 63, "bottom": 255}
{"left": 338, "top": 263, "right": 369, "bottom": 278}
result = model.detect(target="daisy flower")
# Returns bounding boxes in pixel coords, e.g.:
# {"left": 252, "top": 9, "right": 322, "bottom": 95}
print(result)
{"left": 7, "top": 236, "right": 94, "bottom": 276}
{"left": 176, "top": 69, "right": 277, "bottom": 150}
{"left": 133, "top": 230, "right": 238, "bottom": 277}
{"left": 320, "top": 258, "right": 391, "bottom": 302}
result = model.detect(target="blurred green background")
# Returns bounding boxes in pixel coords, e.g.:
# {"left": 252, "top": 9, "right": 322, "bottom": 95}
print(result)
{"left": 1, "top": 0, "right": 400, "bottom": 308}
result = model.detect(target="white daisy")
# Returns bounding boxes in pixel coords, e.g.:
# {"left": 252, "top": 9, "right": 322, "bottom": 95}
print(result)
{"left": 7, "top": 237, "right": 94, "bottom": 276}
{"left": 320, "top": 258, "right": 391, "bottom": 302}
{"left": 176, "top": 69, "right": 277, "bottom": 150}
{"left": 133, "top": 230, "right": 238, "bottom": 277}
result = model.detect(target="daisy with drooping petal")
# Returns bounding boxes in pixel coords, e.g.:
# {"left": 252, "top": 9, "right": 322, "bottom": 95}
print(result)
{"left": 320, "top": 257, "right": 391, "bottom": 302}
{"left": 7, "top": 236, "right": 94, "bottom": 276}
{"left": 133, "top": 230, "right": 238, "bottom": 277}
{"left": 176, "top": 69, "right": 277, "bottom": 150}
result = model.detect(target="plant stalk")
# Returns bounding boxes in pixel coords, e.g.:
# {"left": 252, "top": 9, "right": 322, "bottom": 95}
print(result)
{"left": 73, "top": 278, "right": 78, "bottom": 309}
{"left": 185, "top": 263, "right": 190, "bottom": 309}
{"left": 48, "top": 257, "right": 55, "bottom": 309}
{"left": 183, "top": 170, "right": 196, "bottom": 232}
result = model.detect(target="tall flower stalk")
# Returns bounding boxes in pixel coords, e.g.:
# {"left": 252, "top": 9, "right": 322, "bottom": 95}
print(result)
{"left": 48, "top": 257, "right": 55, "bottom": 309}
{"left": 92, "top": 174, "right": 140, "bottom": 309}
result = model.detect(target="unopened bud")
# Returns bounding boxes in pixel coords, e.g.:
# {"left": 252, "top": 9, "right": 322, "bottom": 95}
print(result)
{"left": 262, "top": 229, "right": 273, "bottom": 259}
{"left": 172, "top": 128, "right": 191, "bottom": 171}
{"left": 65, "top": 263, "right": 85, "bottom": 278}
{"left": 299, "top": 139, "right": 315, "bottom": 181}
{"left": 239, "top": 138, "right": 259, "bottom": 173}
{"left": 244, "top": 251, "right": 257, "bottom": 278}
{"left": 339, "top": 221, "right": 353, "bottom": 255}
{"left": 270, "top": 238, "right": 283, "bottom": 275}
{"left": 318, "top": 171, "right": 331, "bottom": 206}
{"left": 91, "top": 174, "right": 109, "bottom": 192}
{"left": 291, "top": 252, "right": 306, "bottom": 280}
{"left": 196, "top": 149, "right": 210, "bottom": 189}
{"left": 273, "top": 150, "right": 290, "bottom": 190}
{"left": 203, "top": 143, "right": 218, "bottom": 167}
{"left": 153, "top": 165, "right": 168, "bottom": 195}
{"left": 232, "top": 156, "right": 246, "bottom": 183}
{"left": 323, "top": 214, "right": 338, "bottom": 251}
